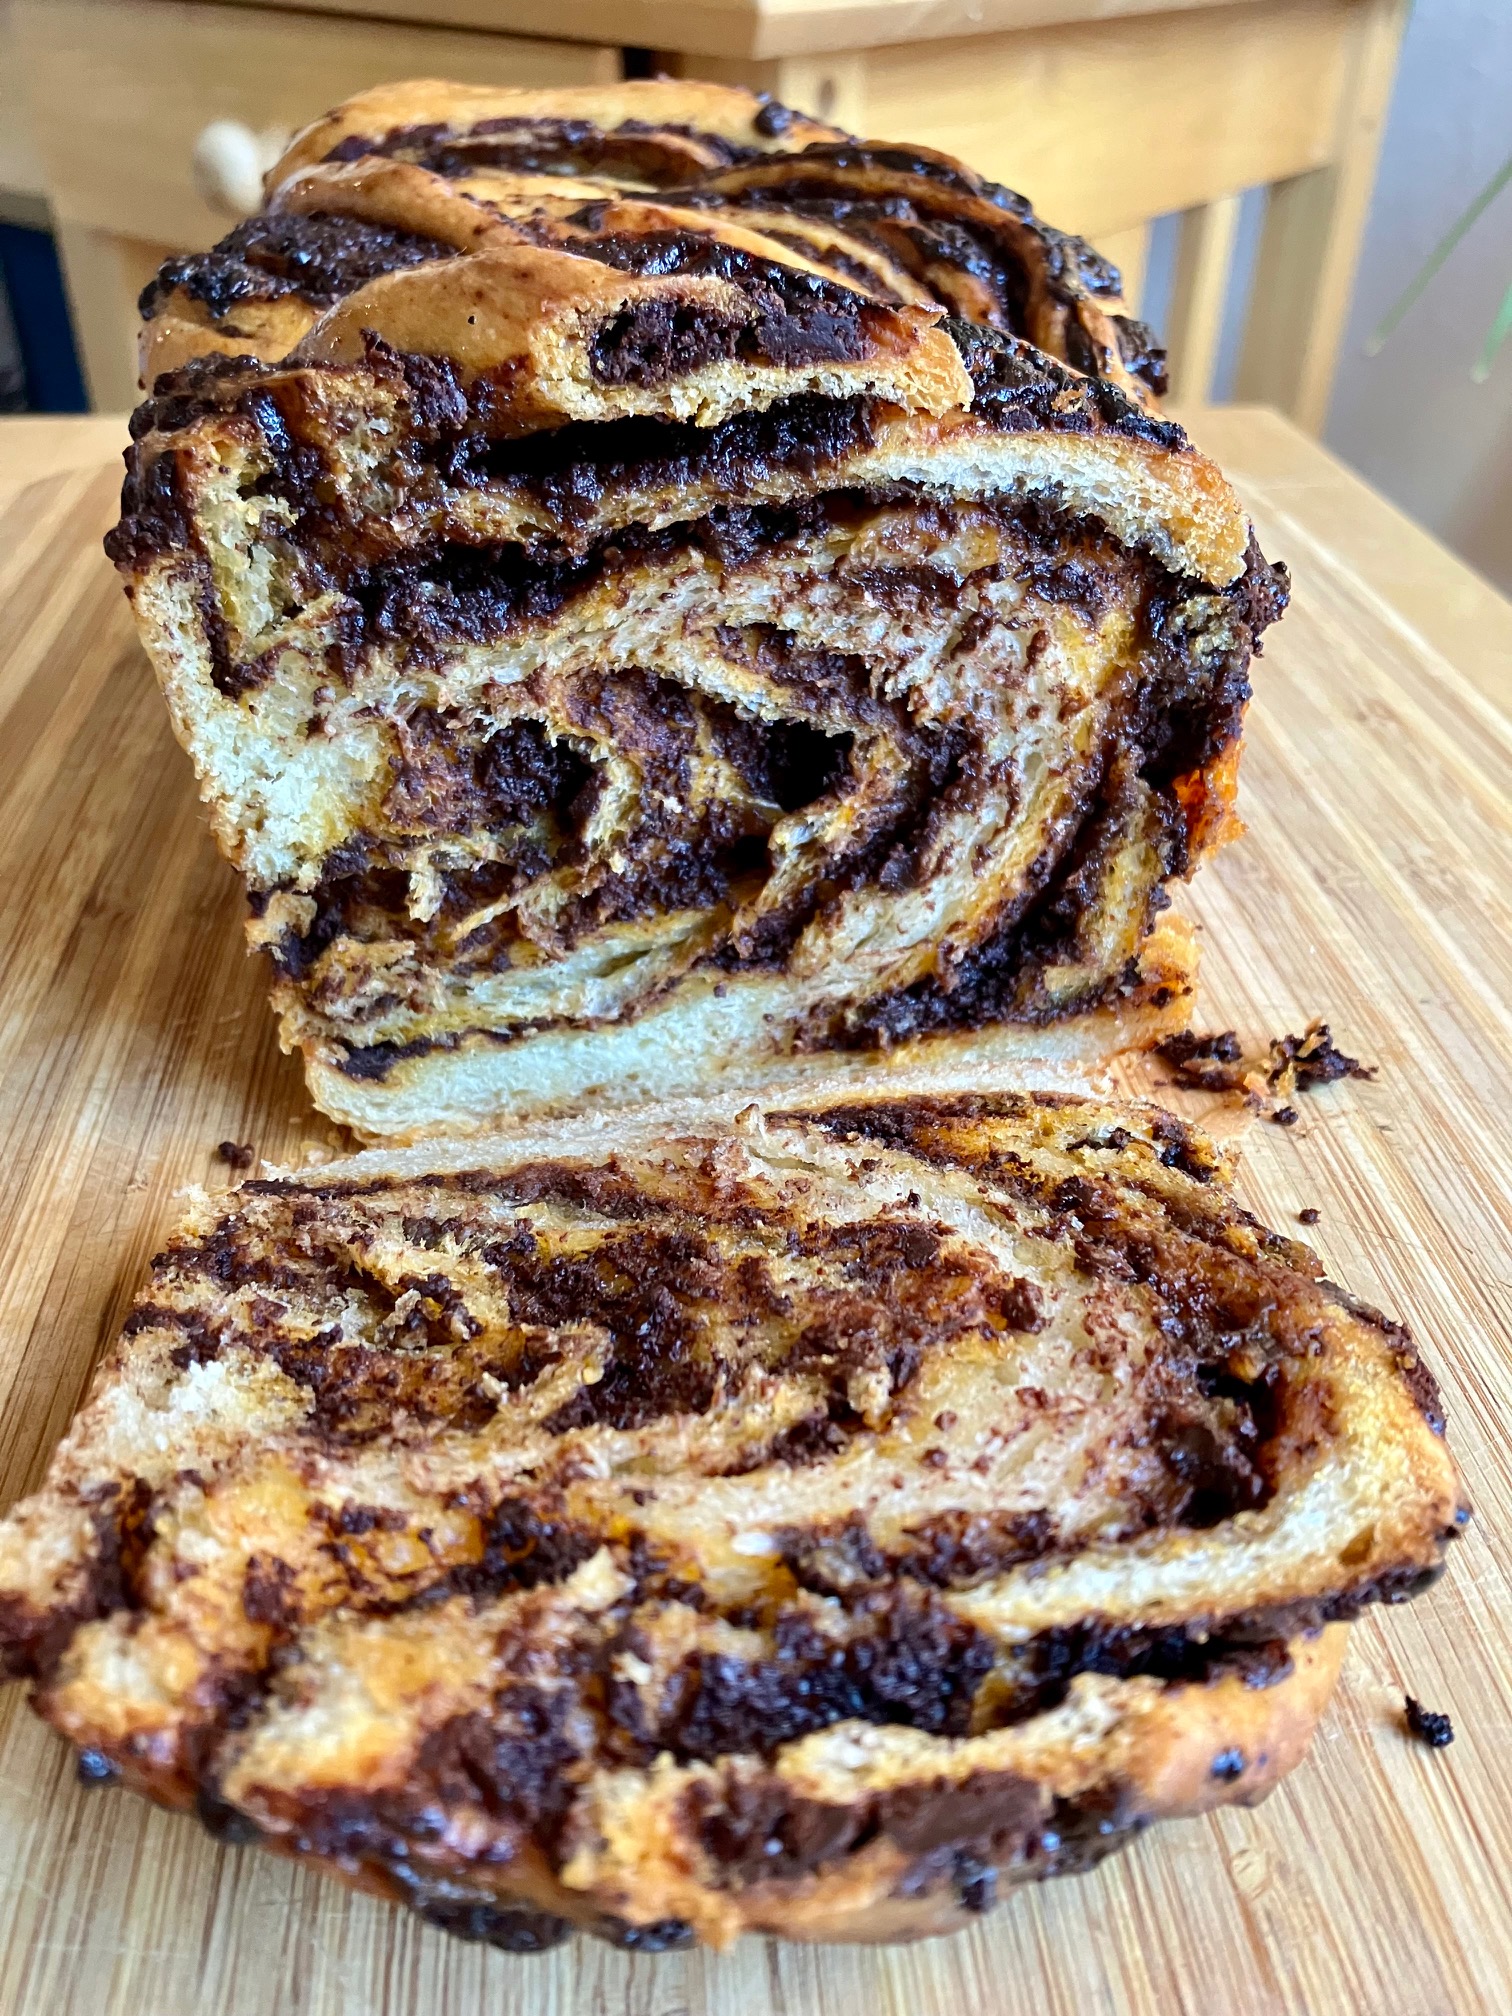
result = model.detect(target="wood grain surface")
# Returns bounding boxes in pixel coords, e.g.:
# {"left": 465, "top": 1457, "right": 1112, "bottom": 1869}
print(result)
{"left": 0, "top": 410, "right": 1510, "bottom": 2014}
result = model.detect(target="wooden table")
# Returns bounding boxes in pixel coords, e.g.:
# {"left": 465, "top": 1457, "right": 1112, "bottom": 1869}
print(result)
{"left": 13, "top": 0, "right": 1403, "bottom": 426}
{"left": 1, "top": 408, "right": 1510, "bottom": 2015}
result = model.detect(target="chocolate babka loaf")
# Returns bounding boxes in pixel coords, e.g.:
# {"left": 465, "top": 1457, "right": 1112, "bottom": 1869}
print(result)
{"left": 108, "top": 80, "right": 1287, "bottom": 1136}
{"left": 0, "top": 1094, "right": 1463, "bottom": 1950}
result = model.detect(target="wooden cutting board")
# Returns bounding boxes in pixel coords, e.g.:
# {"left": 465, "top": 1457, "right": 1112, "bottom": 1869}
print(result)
{"left": 1, "top": 409, "right": 1510, "bottom": 2016}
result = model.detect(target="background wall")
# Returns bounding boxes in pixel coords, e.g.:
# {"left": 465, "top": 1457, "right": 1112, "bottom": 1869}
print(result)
{"left": 1322, "top": 0, "right": 1512, "bottom": 594}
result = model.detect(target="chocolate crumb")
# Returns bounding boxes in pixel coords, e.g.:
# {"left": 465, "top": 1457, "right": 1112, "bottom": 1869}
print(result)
{"left": 1277, "top": 1021, "right": 1376, "bottom": 1088}
{"left": 1157, "top": 1020, "right": 1374, "bottom": 1114}
{"left": 216, "top": 1140, "right": 256, "bottom": 1169}
{"left": 934, "top": 1410, "right": 958, "bottom": 1432}
{"left": 1298, "top": 1207, "right": 1321, "bottom": 1225}
{"left": 77, "top": 1749, "right": 117, "bottom": 1784}
{"left": 1155, "top": 1030, "right": 1246, "bottom": 1092}
{"left": 1404, "top": 1695, "right": 1454, "bottom": 1749}
{"left": 955, "top": 1853, "right": 997, "bottom": 1913}
{"left": 1271, "top": 1106, "right": 1299, "bottom": 1128}
{"left": 922, "top": 1447, "right": 949, "bottom": 1470}
{"left": 753, "top": 97, "right": 796, "bottom": 138}
{"left": 1156, "top": 1029, "right": 1243, "bottom": 1067}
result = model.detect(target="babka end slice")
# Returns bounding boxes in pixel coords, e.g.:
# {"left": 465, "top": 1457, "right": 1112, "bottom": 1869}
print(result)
{"left": 0, "top": 1093, "right": 1464, "bottom": 1949}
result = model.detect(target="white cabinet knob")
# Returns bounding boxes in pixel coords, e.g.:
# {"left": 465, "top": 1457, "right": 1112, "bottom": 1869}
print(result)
{"left": 191, "top": 119, "right": 288, "bottom": 218}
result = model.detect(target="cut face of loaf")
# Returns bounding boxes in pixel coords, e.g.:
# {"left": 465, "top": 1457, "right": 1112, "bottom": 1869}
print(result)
{"left": 0, "top": 1094, "right": 1464, "bottom": 1951}
{"left": 109, "top": 79, "right": 1286, "bottom": 1136}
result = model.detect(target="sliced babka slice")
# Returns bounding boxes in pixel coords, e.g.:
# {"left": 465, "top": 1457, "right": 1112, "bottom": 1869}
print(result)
{"left": 0, "top": 1094, "right": 1463, "bottom": 1950}
{"left": 109, "top": 78, "right": 1285, "bottom": 1138}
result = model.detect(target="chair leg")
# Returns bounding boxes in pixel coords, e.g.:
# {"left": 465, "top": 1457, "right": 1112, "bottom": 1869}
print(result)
{"left": 1166, "top": 194, "right": 1243, "bottom": 405}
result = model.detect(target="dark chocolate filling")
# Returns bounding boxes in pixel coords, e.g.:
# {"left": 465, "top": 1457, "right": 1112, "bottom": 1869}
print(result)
{"left": 875, "top": 214, "right": 1031, "bottom": 331}
{"left": 321, "top": 113, "right": 763, "bottom": 186}
{"left": 138, "top": 211, "right": 458, "bottom": 323}
{"left": 590, "top": 297, "right": 750, "bottom": 386}
{"left": 947, "top": 318, "right": 1184, "bottom": 448}
{"left": 753, "top": 228, "right": 908, "bottom": 303}
{"left": 108, "top": 321, "right": 1187, "bottom": 580}
{"left": 568, "top": 231, "right": 887, "bottom": 383}
{"left": 137, "top": 1155, "right": 1282, "bottom": 1526}
{"left": 1113, "top": 313, "right": 1169, "bottom": 399}
{"left": 429, "top": 391, "right": 880, "bottom": 524}
{"left": 668, "top": 142, "right": 1121, "bottom": 323}
{"left": 262, "top": 656, "right": 861, "bottom": 983}
{"left": 297, "top": 487, "right": 1171, "bottom": 675}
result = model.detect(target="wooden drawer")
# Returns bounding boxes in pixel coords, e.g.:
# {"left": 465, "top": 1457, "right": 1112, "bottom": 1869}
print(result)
{"left": 14, "top": 0, "right": 618, "bottom": 250}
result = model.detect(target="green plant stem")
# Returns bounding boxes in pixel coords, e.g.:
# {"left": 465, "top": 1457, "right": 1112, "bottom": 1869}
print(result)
{"left": 1471, "top": 279, "right": 1512, "bottom": 382}
{"left": 1366, "top": 152, "right": 1512, "bottom": 355}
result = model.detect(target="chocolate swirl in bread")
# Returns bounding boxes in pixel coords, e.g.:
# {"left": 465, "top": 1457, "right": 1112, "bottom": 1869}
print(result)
{"left": 0, "top": 1095, "right": 1464, "bottom": 1950}
{"left": 108, "top": 79, "right": 1284, "bottom": 1137}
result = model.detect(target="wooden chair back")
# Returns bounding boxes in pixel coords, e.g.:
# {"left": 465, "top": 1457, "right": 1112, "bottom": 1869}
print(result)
{"left": 673, "top": 0, "right": 1407, "bottom": 430}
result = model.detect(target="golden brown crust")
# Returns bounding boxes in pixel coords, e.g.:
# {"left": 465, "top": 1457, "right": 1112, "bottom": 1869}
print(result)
{"left": 276, "top": 153, "right": 539, "bottom": 251}
{"left": 138, "top": 295, "right": 318, "bottom": 386}
{"left": 0, "top": 1094, "right": 1464, "bottom": 1951}
{"left": 270, "top": 78, "right": 849, "bottom": 191}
